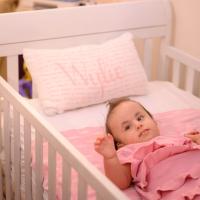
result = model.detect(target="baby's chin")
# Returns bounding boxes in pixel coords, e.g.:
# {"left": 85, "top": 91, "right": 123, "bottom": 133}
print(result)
{"left": 141, "top": 132, "right": 159, "bottom": 142}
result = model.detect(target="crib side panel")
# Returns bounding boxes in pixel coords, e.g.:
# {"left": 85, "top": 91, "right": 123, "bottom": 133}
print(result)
{"left": 0, "top": 0, "right": 170, "bottom": 45}
{"left": 0, "top": 76, "right": 129, "bottom": 199}
{"left": 165, "top": 46, "right": 200, "bottom": 96}
{"left": 0, "top": 0, "right": 172, "bottom": 94}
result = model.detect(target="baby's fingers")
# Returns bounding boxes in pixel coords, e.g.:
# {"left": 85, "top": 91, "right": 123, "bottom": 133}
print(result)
{"left": 185, "top": 133, "right": 195, "bottom": 139}
{"left": 185, "top": 135, "right": 193, "bottom": 140}
{"left": 185, "top": 131, "right": 200, "bottom": 144}
{"left": 185, "top": 131, "right": 200, "bottom": 136}
{"left": 94, "top": 137, "right": 104, "bottom": 144}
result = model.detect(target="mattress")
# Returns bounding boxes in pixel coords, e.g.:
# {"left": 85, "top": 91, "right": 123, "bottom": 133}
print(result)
{"left": 29, "top": 81, "right": 200, "bottom": 131}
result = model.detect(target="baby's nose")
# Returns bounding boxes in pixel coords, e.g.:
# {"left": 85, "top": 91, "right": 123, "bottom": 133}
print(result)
{"left": 135, "top": 121, "right": 143, "bottom": 130}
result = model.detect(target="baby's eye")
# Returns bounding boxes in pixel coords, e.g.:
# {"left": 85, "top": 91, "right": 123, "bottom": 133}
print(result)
{"left": 137, "top": 115, "right": 144, "bottom": 121}
{"left": 124, "top": 125, "right": 131, "bottom": 131}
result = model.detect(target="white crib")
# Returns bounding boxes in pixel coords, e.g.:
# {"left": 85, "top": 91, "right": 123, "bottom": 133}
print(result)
{"left": 0, "top": 0, "right": 200, "bottom": 199}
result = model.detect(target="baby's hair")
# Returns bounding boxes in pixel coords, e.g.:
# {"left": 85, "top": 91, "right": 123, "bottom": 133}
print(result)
{"left": 105, "top": 97, "right": 153, "bottom": 149}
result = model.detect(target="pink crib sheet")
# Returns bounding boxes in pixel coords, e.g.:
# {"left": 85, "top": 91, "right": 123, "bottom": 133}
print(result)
{"left": 34, "top": 109, "right": 200, "bottom": 199}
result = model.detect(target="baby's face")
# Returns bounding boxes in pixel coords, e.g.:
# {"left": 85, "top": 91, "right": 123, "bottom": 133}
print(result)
{"left": 107, "top": 101, "right": 160, "bottom": 147}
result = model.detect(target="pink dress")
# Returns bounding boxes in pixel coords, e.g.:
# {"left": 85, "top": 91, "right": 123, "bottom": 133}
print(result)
{"left": 117, "top": 136, "right": 200, "bottom": 200}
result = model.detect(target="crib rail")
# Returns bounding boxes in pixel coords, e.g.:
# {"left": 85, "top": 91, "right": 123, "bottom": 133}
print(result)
{"left": 165, "top": 46, "right": 200, "bottom": 96}
{"left": 0, "top": 76, "right": 129, "bottom": 200}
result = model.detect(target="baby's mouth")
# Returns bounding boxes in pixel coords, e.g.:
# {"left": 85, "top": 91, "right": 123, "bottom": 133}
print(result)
{"left": 139, "top": 129, "right": 149, "bottom": 137}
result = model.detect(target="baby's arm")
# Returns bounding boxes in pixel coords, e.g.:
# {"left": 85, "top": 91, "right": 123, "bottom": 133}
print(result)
{"left": 185, "top": 131, "right": 200, "bottom": 145}
{"left": 94, "top": 134, "right": 132, "bottom": 189}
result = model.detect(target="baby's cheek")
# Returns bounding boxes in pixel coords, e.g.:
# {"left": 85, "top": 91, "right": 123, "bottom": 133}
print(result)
{"left": 129, "top": 135, "right": 137, "bottom": 144}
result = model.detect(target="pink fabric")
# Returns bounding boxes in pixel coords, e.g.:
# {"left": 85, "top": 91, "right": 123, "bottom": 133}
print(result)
{"left": 154, "top": 108, "right": 200, "bottom": 137}
{"left": 32, "top": 109, "right": 200, "bottom": 199}
{"left": 117, "top": 136, "right": 200, "bottom": 199}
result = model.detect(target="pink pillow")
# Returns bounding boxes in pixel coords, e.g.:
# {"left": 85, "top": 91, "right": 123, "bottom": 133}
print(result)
{"left": 23, "top": 33, "right": 148, "bottom": 115}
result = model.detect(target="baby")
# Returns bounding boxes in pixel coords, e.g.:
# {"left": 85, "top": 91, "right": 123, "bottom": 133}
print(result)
{"left": 94, "top": 97, "right": 200, "bottom": 190}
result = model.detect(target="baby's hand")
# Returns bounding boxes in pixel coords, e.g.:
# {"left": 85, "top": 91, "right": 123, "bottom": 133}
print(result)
{"left": 94, "top": 134, "right": 116, "bottom": 159}
{"left": 185, "top": 131, "right": 200, "bottom": 145}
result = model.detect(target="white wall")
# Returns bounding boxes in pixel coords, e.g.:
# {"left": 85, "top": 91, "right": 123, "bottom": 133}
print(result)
{"left": 96, "top": 0, "right": 200, "bottom": 59}
{"left": 171, "top": 0, "right": 200, "bottom": 59}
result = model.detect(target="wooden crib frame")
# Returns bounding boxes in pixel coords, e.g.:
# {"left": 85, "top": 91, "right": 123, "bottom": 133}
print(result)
{"left": 0, "top": 0, "right": 200, "bottom": 199}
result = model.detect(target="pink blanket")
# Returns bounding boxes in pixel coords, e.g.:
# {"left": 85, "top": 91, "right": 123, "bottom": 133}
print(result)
{"left": 33, "top": 109, "right": 200, "bottom": 199}
{"left": 118, "top": 136, "right": 200, "bottom": 199}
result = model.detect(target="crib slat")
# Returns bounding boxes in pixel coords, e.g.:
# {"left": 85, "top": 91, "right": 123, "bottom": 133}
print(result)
{"left": 0, "top": 98, "right": 2, "bottom": 152}
{"left": 143, "top": 39, "right": 153, "bottom": 80}
{"left": 0, "top": 164, "right": 3, "bottom": 200}
{"left": 7, "top": 56, "right": 19, "bottom": 92}
{"left": 172, "top": 60, "right": 180, "bottom": 87}
{"left": 35, "top": 131, "right": 43, "bottom": 200}
{"left": 185, "top": 67, "right": 195, "bottom": 93}
{"left": 13, "top": 109, "right": 21, "bottom": 200}
{"left": 48, "top": 144, "right": 56, "bottom": 200}
{"left": 0, "top": 95, "right": 3, "bottom": 199}
{"left": 3, "top": 99, "right": 13, "bottom": 200}
{"left": 158, "top": 39, "right": 170, "bottom": 81}
{"left": 62, "top": 159, "right": 71, "bottom": 200}
{"left": 24, "top": 119, "right": 32, "bottom": 200}
{"left": 0, "top": 96, "right": 3, "bottom": 199}
{"left": 0, "top": 151, "right": 3, "bottom": 200}
{"left": 78, "top": 174, "right": 87, "bottom": 200}
{"left": 96, "top": 192, "right": 102, "bottom": 200}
